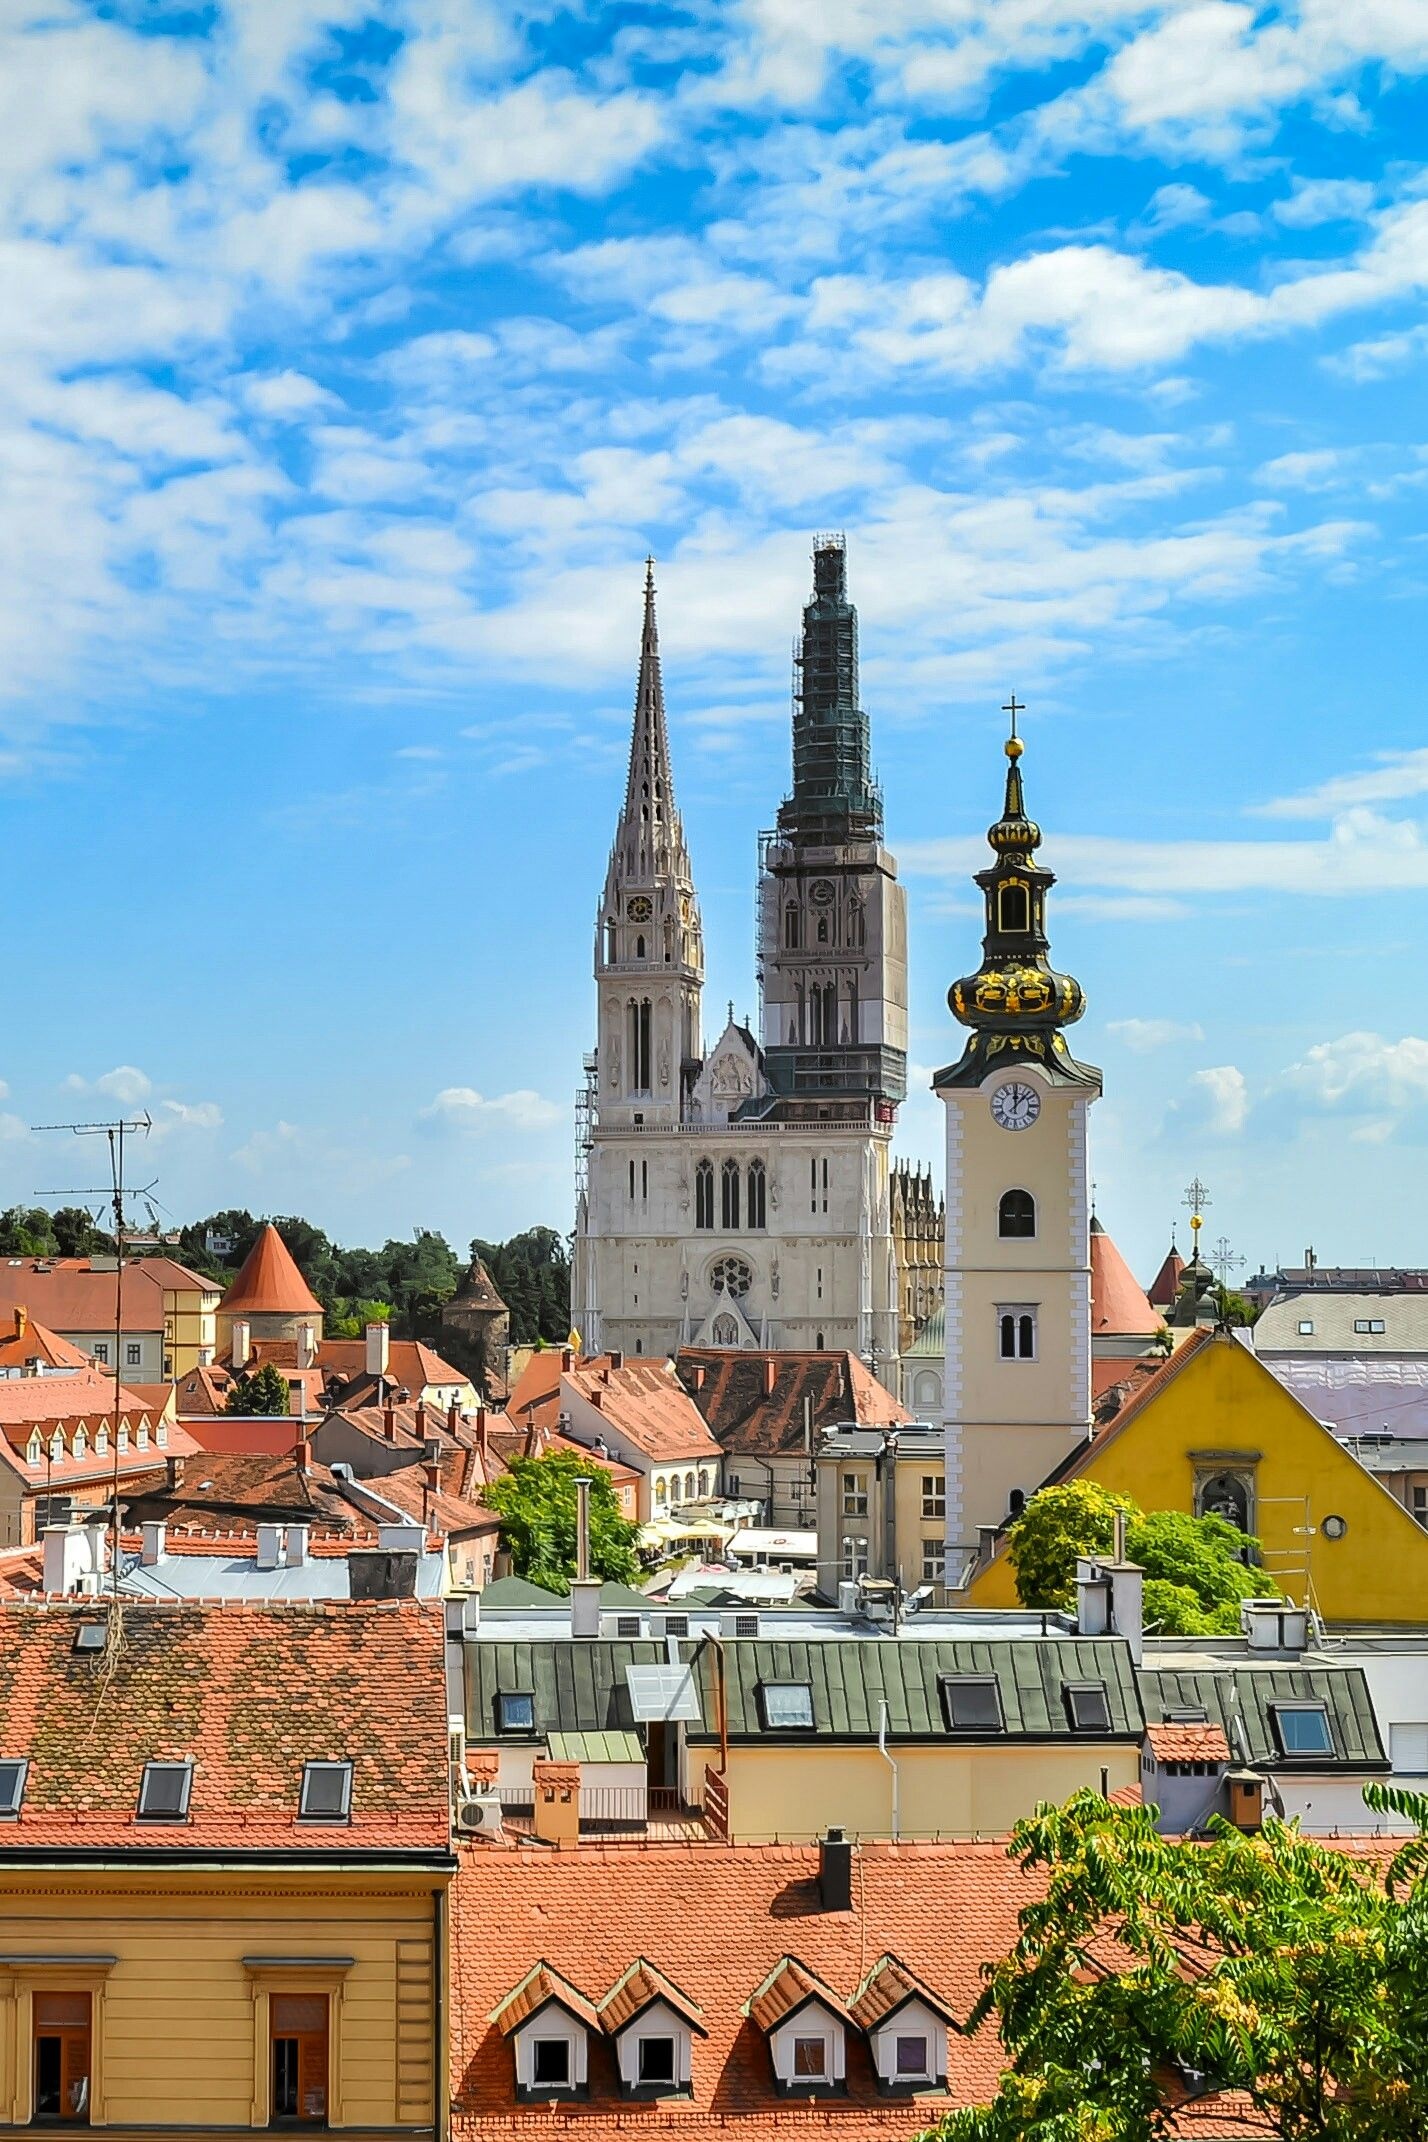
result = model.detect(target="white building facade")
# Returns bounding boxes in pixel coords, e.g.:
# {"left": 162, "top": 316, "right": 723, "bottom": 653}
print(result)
{"left": 571, "top": 544, "right": 908, "bottom": 1386}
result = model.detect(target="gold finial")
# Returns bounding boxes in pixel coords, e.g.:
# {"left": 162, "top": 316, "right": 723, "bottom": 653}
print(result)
{"left": 1002, "top": 693, "right": 1025, "bottom": 759}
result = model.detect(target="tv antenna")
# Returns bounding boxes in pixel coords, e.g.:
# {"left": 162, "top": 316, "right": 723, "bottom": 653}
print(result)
{"left": 31, "top": 1112, "right": 153, "bottom": 1609}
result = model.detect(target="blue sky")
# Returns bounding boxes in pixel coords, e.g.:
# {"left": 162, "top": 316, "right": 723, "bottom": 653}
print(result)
{"left": 2, "top": 1, "right": 1428, "bottom": 1285}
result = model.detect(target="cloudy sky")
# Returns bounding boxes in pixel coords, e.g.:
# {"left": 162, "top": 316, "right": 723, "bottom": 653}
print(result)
{"left": 2, "top": 0, "right": 1426, "bottom": 1282}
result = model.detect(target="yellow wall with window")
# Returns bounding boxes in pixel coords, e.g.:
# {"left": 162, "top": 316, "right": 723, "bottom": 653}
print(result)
{"left": 965, "top": 1330, "right": 1428, "bottom": 1626}
{"left": 0, "top": 1870, "right": 443, "bottom": 2130}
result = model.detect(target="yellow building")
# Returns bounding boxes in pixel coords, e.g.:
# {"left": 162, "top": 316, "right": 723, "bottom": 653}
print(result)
{"left": 813, "top": 1424, "right": 948, "bottom": 1601}
{"left": 0, "top": 1597, "right": 454, "bottom": 2130}
{"left": 966, "top": 1326, "right": 1428, "bottom": 1627}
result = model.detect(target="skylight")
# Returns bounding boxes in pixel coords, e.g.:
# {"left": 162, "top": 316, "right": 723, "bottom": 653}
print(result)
{"left": 939, "top": 1675, "right": 1004, "bottom": 1732}
{"left": 138, "top": 1761, "right": 193, "bottom": 1821}
{"left": 496, "top": 1691, "right": 537, "bottom": 1734}
{"left": 0, "top": 1760, "right": 27, "bottom": 1818}
{"left": 73, "top": 1623, "right": 105, "bottom": 1654}
{"left": 1271, "top": 1703, "right": 1334, "bottom": 1757}
{"left": 299, "top": 1760, "right": 353, "bottom": 1821}
{"left": 1064, "top": 1683, "right": 1112, "bottom": 1734}
{"left": 759, "top": 1682, "right": 815, "bottom": 1730}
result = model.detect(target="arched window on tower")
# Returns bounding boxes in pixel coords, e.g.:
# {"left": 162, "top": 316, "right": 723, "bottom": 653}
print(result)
{"left": 604, "top": 918, "right": 616, "bottom": 963}
{"left": 784, "top": 902, "right": 801, "bottom": 949}
{"left": 998, "top": 1188, "right": 1036, "bottom": 1238}
{"left": 747, "top": 1159, "right": 766, "bottom": 1230}
{"left": 664, "top": 918, "right": 674, "bottom": 961}
{"left": 695, "top": 1159, "right": 714, "bottom": 1230}
{"left": 998, "top": 880, "right": 1030, "bottom": 933}
{"left": 849, "top": 898, "right": 865, "bottom": 948}
{"left": 628, "top": 999, "right": 652, "bottom": 1089}
{"left": 721, "top": 1158, "right": 740, "bottom": 1230}
{"left": 635, "top": 934, "right": 646, "bottom": 959}
{"left": 816, "top": 915, "right": 829, "bottom": 944}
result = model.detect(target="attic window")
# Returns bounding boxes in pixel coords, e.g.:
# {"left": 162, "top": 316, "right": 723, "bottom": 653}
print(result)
{"left": 300, "top": 1760, "right": 353, "bottom": 1822}
{"left": 1297, "top": 1320, "right": 1314, "bottom": 1335}
{"left": 73, "top": 1624, "right": 106, "bottom": 1655}
{"left": 1354, "top": 1318, "right": 1386, "bottom": 1335}
{"left": 662, "top": 1614, "right": 690, "bottom": 1638}
{"left": 939, "top": 1675, "right": 1004, "bottom": 1732}
{"left": 1270, "top": 1702, "right": 1333, "bottom": 1757}
{"left": 759, "top": 1683, "right": 815, "bottom": 1731}
{"left": 1164, "top": 1706, "right": 1209, "bottom": 1725}
{"left": 1064, "top": 1683, "right": 1112, "bottom": 1734}
{"left": 0, "top": 1759, "right": 27, "bottom": 1817}
{"left": 138, "top": 1760, "right": 193, "bottom": 1822}
{"left": 497, "top": 1691, "right": 537, "bottom": 1735}
{"left": 613, "top": 1615, "right": 642, "bottom": 1639}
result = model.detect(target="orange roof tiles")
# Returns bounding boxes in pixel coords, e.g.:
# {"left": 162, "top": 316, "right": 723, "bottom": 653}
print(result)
{"left": 1090, "top": 1218, "right": 1162, "bottom": 1338}
{"left": 219, "top": 1225, "right": 322, "bottom": 1317}
{"left": 0, "top": 1364, "right": 149, "bottom": 1427}
{"left": 1148, "top": 1722, "right": 1232, "bottom": 1764}
{"left": 598, "top": 1957, "right": 705, "bottom": 2035}
{"left": 1149, "top": 1243, "right": 1187, "bottom": 1311}
{"left": 0, "top": 1310, "right": 91, "bottom": 1371}
{"left": 492, "top": 1964, "right": 601, "bottom": 2036}
{"left": 450, "top": 1837, "right": 1039, "bottom": 2136}
{"left": 316, "top": 1337, "right": 471, "bottom": 1395}
{"left": 567, "top": 1360, "right": 720, "bottom": 1463}
{"left": 847, "top": 1954, "right": 955, "bottom": 2031}
{"left": 677, "top": 1349, "right": 909, "bottom": 1458}
{"left": 0, "top": 1598, "right": 450, "bottom": 1854}
{"left": 746, "top": 1956, "right": 848, "bottom": 2032}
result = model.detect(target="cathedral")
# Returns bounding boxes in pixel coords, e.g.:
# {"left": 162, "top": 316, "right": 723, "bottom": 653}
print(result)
{"left": 571, "top": 541, "right": 916, "bottom": 1389}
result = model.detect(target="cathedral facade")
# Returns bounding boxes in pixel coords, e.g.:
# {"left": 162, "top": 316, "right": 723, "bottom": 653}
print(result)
{"left": 571, "top": 542, "right": 909, "bottom": 1387}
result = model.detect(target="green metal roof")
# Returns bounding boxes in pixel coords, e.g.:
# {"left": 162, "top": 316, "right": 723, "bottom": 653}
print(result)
{"left": 477, "top": 1576, "right": 651, "bottom": 1610}
{"left": 547, "top": 1730, "right": 644, "bottom": 1765}
{"left": 1139, "top": 1666, "right": 1388, "bottom": 1773}
{"left": 465, "top": 1636, "right": 1143, "bottom": 1746}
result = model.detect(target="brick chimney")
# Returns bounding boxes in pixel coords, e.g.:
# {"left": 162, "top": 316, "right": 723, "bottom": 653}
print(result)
{"left": 296, "top": 1438, "right": 311, "bottom": 1476}
{"left": 560, "top": 1347, "right": 573, "bottom": 1372}
{"left": 383, "top": 1403, "right": 397, "bottom": 1442}
{"left": 415, "top": 1400, "right": 427, "bottom": 1442}
{"left": 447, "top": 1398, "right": 460, "bottom": 1436}
{"left": 607, "top": 1349, "right": 624, "bottom": 1371}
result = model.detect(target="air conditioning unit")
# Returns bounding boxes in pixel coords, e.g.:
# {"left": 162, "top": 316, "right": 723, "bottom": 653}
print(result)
{"left": 455, "top": 1793, "right": 504, "bottom": 1838}
{"left": 837, "top": 1582, "right": 860, "bottom": 1614}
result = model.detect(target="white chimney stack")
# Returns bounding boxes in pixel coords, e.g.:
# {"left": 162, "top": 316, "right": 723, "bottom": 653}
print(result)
{"left": 231, "top": 1318, "right": 251, "bottom": 1367}
{"left": 365, "top": 1321, "right": 390, "bottom": 1379}
{"left": 297, "top": 1322, "right": 317, "bottom": 1371}
{"left": 256, "top": 1523, "right": 284, "bottom": 1572}
{"left": 285, "top": 1523, "right": 309, "bottom": 1567}
{"left": 42, "top": 1524, "right": 87, "bottom": 1596}
{"left": 141, "top": 1522, "right": 166, "bottom": 1567}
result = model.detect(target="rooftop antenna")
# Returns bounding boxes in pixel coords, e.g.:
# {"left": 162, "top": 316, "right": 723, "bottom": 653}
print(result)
{"left": 32, "top": 1112, "right": 153, "bottom": 1611}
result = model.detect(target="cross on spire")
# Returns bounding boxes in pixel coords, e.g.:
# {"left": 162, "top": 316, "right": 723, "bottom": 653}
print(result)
{"left": 1002, "top": 692, "right": 1025, "bottom": 741}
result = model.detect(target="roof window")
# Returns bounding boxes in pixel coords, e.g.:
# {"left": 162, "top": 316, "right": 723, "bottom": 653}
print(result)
{"left": 138, "top": 1760, "right": 193, "bottom": 1822}
{"left": 939, "top": 1675, "right": 1004, "bottom": 1732}
{"left": 1164, "top": 1705, "right": 1209, "bottom": 1725}
{"left": 1354, "top": 1318, "right": 1386, "bottom": 1335}
{"left": 496, "top": 1691, "right": 537, "bottom": 1735}
{"left": 1064, "top": 1682, "right": 1112, "bottom": 1734}
{"left": 0, "top": 1759, "right": 27, "bottom": 1817}
{"left": 1297, "top": 1320, "right": 1314, "bottom": 1335}
{"left": 300, "top": 1760, "right": 353, "bottom": 1821}
{"left": 758, "top": 1683, "right": 815, "bottom": 1731}
{"left": 1270, "top": 1702, "right": 1333, "bottom": 1757}
{"left": 73, "top": 1623, "right": 106, "bottom": 1654}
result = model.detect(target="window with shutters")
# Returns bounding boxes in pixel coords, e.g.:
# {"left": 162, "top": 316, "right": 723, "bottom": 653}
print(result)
{"left": 33, "top": 1993, "right": 91, "bottom": 2124}
{"left": 270, "top": 1995, "right": 328, "bottom": 2125}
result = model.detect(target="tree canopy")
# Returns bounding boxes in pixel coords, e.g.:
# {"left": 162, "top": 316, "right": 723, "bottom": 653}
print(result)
{"left": 470, "top": 1226, "right": 571, "bottom": 1346}
{"left": 921, "top": 1783, "right": 1428, "bottom": 2142}
{"left": 1006, "top": 1481, "right": 1267, "bottom": 1635}
{"left": 0, "top": 1205, "right": 112, "bottom": 1260}
{"left": 482, "top": 1449, "right": 642, "bottom": 1593}
{"left": 224, "top": 1362, "right": 293, "bottom": 1416}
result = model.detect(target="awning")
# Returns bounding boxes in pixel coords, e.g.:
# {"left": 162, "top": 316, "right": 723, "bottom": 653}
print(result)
{"left": 625, "top": 1663, "right": 702, "bottom": 1724}
{"left": 547, "top": 1730, "right": 644, "bottom": 1765}
{"left": 726, "top": 1527, "right": 818, "bottom": 1561}
{"left": 641, "top": 1517, "right": 737, "bottom": 1547}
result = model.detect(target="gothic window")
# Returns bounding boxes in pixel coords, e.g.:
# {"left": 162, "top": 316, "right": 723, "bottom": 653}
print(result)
{"left": 998, "top": 1189, "right": 1036, "bottom": 1238}
{"left": 721, "top": 1158, "right": 741, "bottom": 1230}
{"left": 605, "top": 918, "right": 616, "bottom": 963}
{"left": 784, "top": 902, "right": 801, "bottom": 950}
{"left": 712, "top": 1313, "right": 739, "bottom": 1346}
{"left": 998, "top": 880, "right": 1030, "bottom": 933}
{"left": 710, "top": 1255, "right": 752, "bottom": 1299}
{"left": 999, "top": 1309, "right": 1036, "bottom": 1359}
{"left": 628, "top": 998, "right": 652, "bottom": 1090}
{"left": 747, "top": 1159, "right": 767, "bottom": 1230}
{"left": 664, "top": 919, "right": 674, "bottom": 961}
{"left": 809, "top": 1156, "right": 829, "bottom": 1214}
{"left": 684, "top": 1472, "right": 696, "bottom": 1501}
{"left": 849, "top": 899, "right": 865, "bottom": 948}
{"left": 816, "top": 915, "right": 829, "bottom": 944}
{"left": 629, "top": 1159, "right": 636, "bottom": 1200}
{"left": 695, "top": 1160, "right": 714, "bottom": 1230}
{"left": 1196, "top": 1470, "right": 1253, "bottom": 1534}
{"left": 636, "top": 934, "right": 646, "bottom": 959}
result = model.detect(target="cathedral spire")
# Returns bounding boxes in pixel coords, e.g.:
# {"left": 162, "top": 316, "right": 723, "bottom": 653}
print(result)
{"left": 623, "top": 557, "right": 676, "bottom": 828}
{"left": 936, "top": 708, "right": 1098, "bottom": 1091}
{"left": 778, "top": 534, "right": 881, "bottom": 845}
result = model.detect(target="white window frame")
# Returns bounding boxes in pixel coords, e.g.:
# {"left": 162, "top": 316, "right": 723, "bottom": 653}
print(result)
{"left": 920, "top": 1475, "right": 945, "bottom": 1520}
{"left": 841, "top": 1472, "right": 868, "bottom": 1518}
{"left": 615, "top": 2003, "right": 693, "bottom": 2096}
{"left": 996, "top": 1304, "right": 1037, "bottom": 1361}
{"left": 513, "top": 2014, "right": 588, "bottom": 2096}
{"left": 840, "top": 1534, "right": 869, "bottom": 1583}
{"left": 769, "top": 2005, "right": 845, "bottom": 2091}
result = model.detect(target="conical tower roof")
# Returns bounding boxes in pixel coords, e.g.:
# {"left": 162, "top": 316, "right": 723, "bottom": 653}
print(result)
{"left": 1090, "top": 1216, "right": 1161, "bottom": 1338}
{"left": 1147, "top": 1241, "right": 1186, "bottom": 1310}
{"left": 220, "top": 1225, "right": 322, "bottom": 1317}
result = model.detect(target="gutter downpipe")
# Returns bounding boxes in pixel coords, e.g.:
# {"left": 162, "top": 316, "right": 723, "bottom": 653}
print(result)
{"left": 877, "top": 1698, "right": 900, "bottom": 1841}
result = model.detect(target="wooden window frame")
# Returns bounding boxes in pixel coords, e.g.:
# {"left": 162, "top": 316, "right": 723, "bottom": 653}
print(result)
{"left": 242, "top": 1959, "right": 352, "bottom": 2130}
{"left": 0, "top": 1959, "right": 115, "bottom": 2127}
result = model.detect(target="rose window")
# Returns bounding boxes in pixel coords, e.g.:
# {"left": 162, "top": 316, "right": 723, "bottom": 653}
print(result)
{"left": 710, "top": 1256, "right": 753, "bottom": 1300}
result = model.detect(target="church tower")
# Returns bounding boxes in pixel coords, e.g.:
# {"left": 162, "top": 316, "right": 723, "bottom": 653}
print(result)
{"left": 572, "top": 563, "right": 704, "bottom": 1354}
{"left": 935, "top": 713, "right": 1101, "bottom": 1583}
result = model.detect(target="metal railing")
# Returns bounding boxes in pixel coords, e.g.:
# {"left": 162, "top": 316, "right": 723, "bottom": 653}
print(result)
{"left": 496, "top": 1783, "right": 704, "bottom": 1834}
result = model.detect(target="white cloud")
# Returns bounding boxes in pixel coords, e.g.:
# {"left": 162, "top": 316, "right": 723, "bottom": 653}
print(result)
{"left": 245, "top": 371, "right": 337, "bottom": 419}
{"left": 1168, "top": 1063, "right": 1250, "bottom": 1138}
{"left": 1107, "top": 1018, "right": 1206, "bottom": 1052}
{"left": 64, "top": 1066, "right": 153, "bottom": 1106}
{"left": 157, "top": 1099, "right": 224, "bottom": 1132}
{"left": 1254, "top": 448, "right": 1346, "bottom": 490}
{"left": 1274, "top": 176, "right": 1377, "bottom": 227}
{"left": 420, "top": 1087, "right": 563, "bottom": 1132}
{"left": 1257, "top": 748, "right": 1428, "bottom": 821}
{"left": 1279, "top": 1032, "right": 1428, "bottom": 1112}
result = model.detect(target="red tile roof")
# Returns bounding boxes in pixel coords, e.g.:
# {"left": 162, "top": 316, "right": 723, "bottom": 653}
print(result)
{"left": 1090, "top": 1219, "right": 1162, "bottom": 1338}
{"left": 676, "top": 1349, "right": 910, "bottom": 1458}
{"left": 219, "top": 1226, "right": 322, "bottom": 1318}
{"left": 450, "top": 1838, "right": 1038, "bottom": 2137}
{"left": 567, "top": 1360, "right": 721, "bottom": 1463}
{"left": 0, "top": 1310, "right": 92, "bottom": 1371}
{"left": 0, "top": 1598, "right": 450, "bottom": 1853}
{"left": 1148, "top": 1244, "right": 1187, "bottom": 1311}
{"left": 0, "top": 1364, "right": 150, "bottom": 1428}
{"left": 316, "top": 1337, "right": 472, "bottom": 1397}
{"left": 1147, "top": 1722, "right": 1232, "bottom": 1764}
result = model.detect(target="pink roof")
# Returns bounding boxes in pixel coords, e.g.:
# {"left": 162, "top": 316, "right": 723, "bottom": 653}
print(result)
{"left": 1091, "top": 1220, "right": 1161, "bottom": 1337}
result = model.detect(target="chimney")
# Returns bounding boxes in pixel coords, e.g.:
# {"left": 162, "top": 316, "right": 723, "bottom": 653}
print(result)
{"left": 473, "top": 1406, "right": 489, "bottom": 1460}
{"left": 607, "top": 1349, "right": 624, "bottom": 1372}
{"left": 571, "top": 1474, "right": 600, "bottom": 1638}
{"left": 690, "top": 1365, "right": 705, "bottom": 1391}
{"left": 297, "top": 1322, "right": 317, "bottom": 1370}
{"left": 164, "top": 1453, "right": 182, "bottom": 1491}
{"left": 415, "top": 1400, "right": 427, "bottom": 1442}
{"left": 1076, "top": 1553, "right": 1143, "bottom": 1664}
{"left": 560, "top": 1347, "right": 573, "bottom": 1372}
{"left": 589, "top": 1388, "right": 604, "bottom": 1412}
{"left": 531, "top": 1760, "right": 581, "bottom": 1850}
{"left": 447, "top": 1398, "right": 460, "bottom": 1436}
{"left": 141, "top": 1521, "right": 166, "bottom": 1567}
{"left": 1226, "top": 1771, "right": 1264, "bottom": 1833}
{"left": 818, "top": 1828, "right": 852, "bottom": 1912}
{"left": 12, "top": 1306, "right": 25, "bottom": 1341}
{"left": 42, "top": 1524, "right": 85, "bottom": 1596}
{"left": 256, "top": 1523, "right": 284, "bottom": 1572}
{"left": 383, "top": 1403, "right": 397, "bottom": 1442}
{"left": 286, "top": 1523, "right": 309, "bottom": 1566}
{"left": 366, "top": 1321, "right": 390, "bottom": 1379}
{"left": 231, "top": 1318, "right": 250, "bottom": 1366}
{"left": 295, "top": 1438, "right": 311, "bottom": 1476}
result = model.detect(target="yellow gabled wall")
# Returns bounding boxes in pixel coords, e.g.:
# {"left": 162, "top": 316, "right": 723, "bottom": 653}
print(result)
{"left": 965, "top": 1332, "right": 1428, "bottom": 1626}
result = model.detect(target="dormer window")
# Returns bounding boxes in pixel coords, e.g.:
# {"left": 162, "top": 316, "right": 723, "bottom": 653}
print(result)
{"left": 1270, "top": 1702, "right": 1333, "bottom": 1757}
{"left": 848, "top": 1955, "right": 954, "bottom": 2096}
{"left": 758, "top": 1683, "right": 815, "bottom": 1731}
{"left": 599, "top": 1960, "right": 704, "bottom": 2100}
{"left": 138, "top": 1760, "right": 193, "bottom": 1822}
{"left": 939, "top": 1675, "right": 1004, "bottom": 1733}
{"left": 492, "top": 1964, "right": 598, "bottom": 2101}
{"left": 25, "top": 1433, "right": 41, "bottom": 1466}
{"left": 300, "top": 1761, "right": 353, "bottom": 1822}
{"left": 747, "top": 1958, "right": 848, "bottom": 2096}
{"left": 1064, "top": 1682, "right": 1112, "bottom": 1734}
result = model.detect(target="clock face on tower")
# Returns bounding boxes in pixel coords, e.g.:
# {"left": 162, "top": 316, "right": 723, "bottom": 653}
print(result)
{"left": 989, "top": 1079, "right": 1041, "bottom": 1131}
{"left": 627, "top": 896, "right": 653, "bottom": 922}
{"left": 809, "top": 878, "right": 836, "bottom": 905}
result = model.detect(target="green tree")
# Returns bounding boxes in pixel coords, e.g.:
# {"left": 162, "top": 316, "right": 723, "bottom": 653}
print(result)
{"left": 482, "top": 1449, "right": 642, "bottom": 1593}
{"left": 225, "top": 1361, "right": 293, "bottom": 1416}
{"left": 50, "top": 1206, "right": 111, "bottom": 1258}
{"left": 471, "top": 1227, "right": 571, "bottom": 1345}
{"left": 1005, "top": 1481, "right": 1266, "bottom": 1634}
{"left": 0, "top": 1207, "right": 59, "bottom": 1258}
{"left": 1215, "top": 1284, "right": 1257, "bottom": 1328}
{"left": 922, "top": 1784, "right": 1428, "bottom": 2142}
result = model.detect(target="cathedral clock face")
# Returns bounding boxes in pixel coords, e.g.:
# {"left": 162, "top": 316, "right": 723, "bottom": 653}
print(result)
{"left": 809, "top": 878, "right": 836, "bottom": 906}
{"left": 990, "top": 1080, "right": 1041, "bottom": 1132}
{"left": 627, "top": 895, "right": 653, "bottom": 922}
